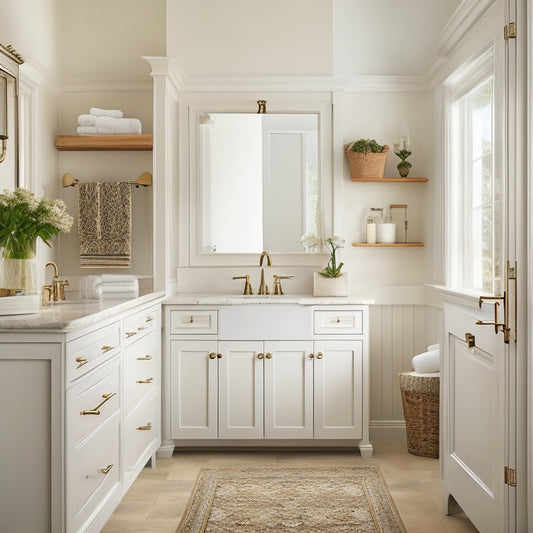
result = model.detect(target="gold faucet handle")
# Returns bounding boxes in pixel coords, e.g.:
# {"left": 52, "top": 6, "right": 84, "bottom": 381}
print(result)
{"left": 233, "top": 275, "right": 253, "bottom": 295}
{"left": 41, "top": 285, "right": 53, "bottom": 305}
{"left": 272, "top": 275, "right": 294, "bottom": 295}
{"left": 58, "top": 279, "right": 70, "bottom": 300}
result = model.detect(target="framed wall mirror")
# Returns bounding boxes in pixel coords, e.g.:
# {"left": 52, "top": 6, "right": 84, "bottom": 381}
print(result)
{"left": 184, "top": 94, "right": 334, "bottom": 266}
{"left": 0, "top": 45, "right": 23, "bottom": 192}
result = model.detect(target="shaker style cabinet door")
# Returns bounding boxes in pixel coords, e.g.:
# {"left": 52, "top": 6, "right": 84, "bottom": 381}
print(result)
{"left": 264, "top": 340, "right": 314, "bottom": 439}
{"left": 170, "top": 340, "right": 218, "bottom": 439}
{"left": 218, "top": 341, "right": 264, "bottom": 439}
{"left": 313, "top": 340, "right": 363, "bottom": 439}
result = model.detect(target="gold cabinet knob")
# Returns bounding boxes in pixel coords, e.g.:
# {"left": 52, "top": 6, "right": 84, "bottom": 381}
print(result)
{"left": 257, "top": 353, "right": 264, "bottom": 359}
{"left": 217, "top": 353, "right": 222, "bottom": 359}
{"left": 309, "top": 353, "right": 314, "bottom": 359}
{"left": 316, "top": 352, "right": 324, "bottom": 359}
{"left": 265, "top": 353, "right": 272, "bottom": 359}
{"left": 209, "top": 352, "right": 217, "bottom": 359}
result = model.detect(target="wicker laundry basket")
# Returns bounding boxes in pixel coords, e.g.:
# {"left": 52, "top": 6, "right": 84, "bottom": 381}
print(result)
{"left": 345, "top": 144, "right": 389, "bottom": 180}
{"left": 398, "top": 372, "right": 440, "bottom": 458}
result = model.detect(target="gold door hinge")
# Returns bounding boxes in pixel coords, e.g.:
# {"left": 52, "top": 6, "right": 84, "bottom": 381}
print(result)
{"left": 504, "top": 22, "right": 516, "bottom": 40}
{"left": 505, "top": 466, "right": 516, "bottom": 487}
{"left": 507, "top": 261, "right": 516, "bottom": 280}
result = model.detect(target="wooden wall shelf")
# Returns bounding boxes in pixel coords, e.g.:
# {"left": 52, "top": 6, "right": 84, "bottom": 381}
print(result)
{"left": 55, "top": 134, "right": 153, "bottom": 151}
{"left": 352, "top": 242, "right": 424, "bottom": 247}
{"left": 351, "top": 177, "right": 428, "bottom": 182}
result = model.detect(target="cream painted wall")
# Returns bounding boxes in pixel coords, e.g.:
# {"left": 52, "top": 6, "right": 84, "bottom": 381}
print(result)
{"left": 166, "top": 0, "right": 333, "bottom": 76}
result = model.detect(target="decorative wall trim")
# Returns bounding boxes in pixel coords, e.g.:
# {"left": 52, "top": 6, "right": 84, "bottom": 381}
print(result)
{"left": 370, "top": 420, "right": 406, "bottom": 442}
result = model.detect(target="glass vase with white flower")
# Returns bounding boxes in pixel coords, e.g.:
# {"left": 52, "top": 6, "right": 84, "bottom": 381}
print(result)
{"left": 0, "top": 188, "right": 73, "bottom": 296}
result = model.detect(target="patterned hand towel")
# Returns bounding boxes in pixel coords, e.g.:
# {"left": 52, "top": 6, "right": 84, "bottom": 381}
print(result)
{"left": 78, "top": 181, "right": 132, "bottom": 268}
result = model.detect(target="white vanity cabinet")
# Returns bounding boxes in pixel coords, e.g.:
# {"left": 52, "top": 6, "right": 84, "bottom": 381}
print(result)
{"left": 164, "top": 303, "right": 371, "bottom": 456}
{"left": 0, "top": 297, "right": 162, "bottom": 533}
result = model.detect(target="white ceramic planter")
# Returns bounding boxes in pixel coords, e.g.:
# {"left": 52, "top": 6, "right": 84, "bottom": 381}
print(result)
{"left": 377, "top": 223, "right": 396, "bottom": 243}
{"left": 313, "top": 272, "right": 348, "bottom": 296}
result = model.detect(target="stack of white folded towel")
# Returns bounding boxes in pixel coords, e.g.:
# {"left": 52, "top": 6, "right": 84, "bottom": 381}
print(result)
{"left": 77, "top": 107, "right": 142, "bottom": 135}
{"left": 411, "top": 343, "right": 440, "bottom": 375}
{"left": 79, "top": 274, "right": 139, "bottom": 300}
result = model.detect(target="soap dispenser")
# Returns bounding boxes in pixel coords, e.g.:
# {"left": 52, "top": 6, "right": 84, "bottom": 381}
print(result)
{"left": 366, "top": 208, "right": 383, "bottom": 244}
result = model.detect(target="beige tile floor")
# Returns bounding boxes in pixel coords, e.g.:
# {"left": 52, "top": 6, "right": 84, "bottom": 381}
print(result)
{"left": 102, "top": 442, "right": 478, "bottom": 532}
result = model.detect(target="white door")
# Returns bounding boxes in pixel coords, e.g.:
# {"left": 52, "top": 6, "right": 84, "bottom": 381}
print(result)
{"left": 264, "top": 340, "right": 313, "bottom": 438}
{"left": 442, "top": 0, "right": 525, "bottom": 531}
{"left": 170, "top": 340, "right": 218, "bottom": 439}
{"left": 313, "top": 340, "right": 363, "bottom": 439}
{"left": 218, "top": 341, "right": 264, "bottom": 439}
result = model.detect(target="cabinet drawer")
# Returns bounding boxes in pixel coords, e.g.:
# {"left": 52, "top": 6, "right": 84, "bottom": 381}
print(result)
{"left": 124, "top": 332, "right": 159, "bottom": 416}
{"left": 67, "top": 412, "right": 120, "bottom": 533}
{"left": 314, "top": 310, "right": 364, "bottom": 335}
{"left": 123, "top": 305, "right": 160, "bottom": 346}
{"left": 169, "top": 309, "right": 218, "bottom": 334}
{"left": 67, "top": 358, "right": 120, "bottom": 447}
{"left": 66, "top": 322, "right": 120, "bottom": 382}
{"left": 124, "top": 391, "right": 159, "bottom": 474}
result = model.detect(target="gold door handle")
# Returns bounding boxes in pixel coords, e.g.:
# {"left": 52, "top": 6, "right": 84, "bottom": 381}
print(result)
{"left": 265, "top": 352, "right": 272, "bottom": 359}
{"left": 101, "top": 345, "right": 114, "bottom": 353}
{"left": 136, "top": 423, "right": 152, "bottom": 431}
{"left": 76, "top": 356, "right": 88, "bottom": 368}
{"left": 465, "top": 333, "right": 476, "bottom": 348}
{"left": 257, "top": 353, "right": 264, "bottom": 359}
{"left": 316, "top": 352, "right": 324, "bottom": 359}
{"left": 136, "top": 377, "right": 154, "bottom": 384}
{"left": 209, "top": 352, "right": 217, "bottom": 359}
{"left": 136, "top": 355, "right": 152, "bottom": 361}
{"left": 309, "top": 353, "right": 314, "bottom": 359}
{"left": 98, "top": 464, "right": 113, "bottom": 475}
{"left": 126, "top": 331, "right": 137, "bottom": 338}
{"left": 477, "top": 293, "right": 508, "bottom": 341}
{"left": 80, "top": 392, "right": 116, "bottom": 415}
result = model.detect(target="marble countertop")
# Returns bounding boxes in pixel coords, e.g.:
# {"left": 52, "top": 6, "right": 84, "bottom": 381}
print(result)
{"left": 0, "top": 290, "right": 165, "bottom": 331}
{"left": 163, "top": 293, "right": 375, "bottom": 306}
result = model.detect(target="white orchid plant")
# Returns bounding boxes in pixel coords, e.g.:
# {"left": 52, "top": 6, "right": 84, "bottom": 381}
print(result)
{"left": 319, "top": 236, "right": 345, "bottom": 278}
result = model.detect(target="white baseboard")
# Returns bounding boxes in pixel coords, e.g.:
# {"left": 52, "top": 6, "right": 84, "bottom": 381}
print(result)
{"left": 370, "top": 420, "right": 406, "bottom": 442}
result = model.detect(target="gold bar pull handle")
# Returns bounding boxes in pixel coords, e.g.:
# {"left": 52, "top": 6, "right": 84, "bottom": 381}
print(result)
{"left": 145, "top": 315, "right": 155, "bottom": 322}
{"left": 80, "top": 392, "right": 117, "bottom": 415}
{"left": 136, "top": 355, "right": 152, "bottom": 361}
{"left": 136, "top": 423, "right": 152, "bottom": 431}
{"left": 125, "top": 331, "right": 137, "bottom": 339}
{"left": 136, "top": 377, "right": 153, "bottom": 384}
{"left": 98, "top": 464, "right": 113, "bottom": 475}
{"left": 76, "top": 356, "right": 88, "bottom": 368}
{"left": 101, "top": 345, "right": 114, "bottom": 353}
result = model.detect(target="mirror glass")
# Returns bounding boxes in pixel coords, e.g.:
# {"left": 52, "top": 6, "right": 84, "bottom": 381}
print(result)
{"left": 0, "top": 50, "right": 20, "bottom": 191}
{"left": 197, "top": 113, "right": 319, "bottom": 254}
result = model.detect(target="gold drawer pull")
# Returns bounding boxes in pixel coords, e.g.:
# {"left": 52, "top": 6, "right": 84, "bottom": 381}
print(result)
{"left": 76, "top": 356, "right": 88, "bottom": 368}
{"left": 146, "top": 315, "right": 155, "bottom": 322}
{"left": 137, "top": 326, "right": 148, "bottom": 331}
{"left": 80, "top": 392, "right": 117, "bottom": 415}
{"left": 316, "top": 352, "right": 324, "bottom": 359}
{"left": 136, "top": 377, "right": 153, "bottom": 384}
{"left": 136, "top": 355, "right": 152, "bottom": 361}
{"left": 136, "top": 423, "right": 152, "bottom": 431}
{"left": 126, "top": 331, "right": 137, "bottom": 338}
{"left": 98, "top": 464, "right": 113, "bottom": 475}
{"left": 101, "top": 345, "right": 114, "bottom": 353}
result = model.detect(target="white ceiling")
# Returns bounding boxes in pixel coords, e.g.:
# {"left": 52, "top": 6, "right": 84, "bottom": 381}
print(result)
{"left": 333, "top": 0, "right": 462, "bottom": 76}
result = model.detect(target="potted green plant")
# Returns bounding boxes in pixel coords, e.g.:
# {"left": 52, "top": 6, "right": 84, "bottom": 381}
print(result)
{"left": 344, "top": 138, "right": 389, "bottom": 180}
{"left": 393, "top": 139, "right": 412, "bottom": 177}
{"left": 313, "top": 236, "right": 348, "bottom": 296}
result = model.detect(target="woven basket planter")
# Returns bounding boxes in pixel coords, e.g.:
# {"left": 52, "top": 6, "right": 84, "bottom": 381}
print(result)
{"left": 398, "top": 372, "right": 439, "bottom": 458}
{"left": 345, "top": 144, "right": 389, "bottom": 180}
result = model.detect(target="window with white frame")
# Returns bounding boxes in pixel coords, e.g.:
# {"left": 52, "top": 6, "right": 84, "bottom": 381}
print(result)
{"left": 448, "top": 55, "right": 503, "bottom": 295}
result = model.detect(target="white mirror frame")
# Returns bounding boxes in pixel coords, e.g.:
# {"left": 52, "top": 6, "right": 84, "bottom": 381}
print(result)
{"left": 179, "top": 92, "right": 334, "bottom": 267}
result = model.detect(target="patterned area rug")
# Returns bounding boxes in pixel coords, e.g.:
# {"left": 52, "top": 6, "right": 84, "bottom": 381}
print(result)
{"left": 176, "top": 465, "right": 406, "bottom": 532}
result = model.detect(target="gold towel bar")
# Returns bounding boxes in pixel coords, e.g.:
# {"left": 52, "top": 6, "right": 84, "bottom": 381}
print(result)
{"left": 62, "top": 171, "right": 152, "bottom": 188}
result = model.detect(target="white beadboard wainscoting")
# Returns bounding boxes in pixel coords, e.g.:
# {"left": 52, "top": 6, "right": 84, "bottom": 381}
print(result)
{"left": 369, "top": 304, "right": 442, "bottom": 441}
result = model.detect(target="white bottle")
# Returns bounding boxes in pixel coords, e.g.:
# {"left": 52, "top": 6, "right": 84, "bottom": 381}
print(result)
{"left": 366, "top": 217, "right": 376, "bottom": 244}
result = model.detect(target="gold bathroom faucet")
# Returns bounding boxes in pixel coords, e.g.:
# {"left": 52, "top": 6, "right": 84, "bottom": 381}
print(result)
{"left": 42, "top": 261, "right": 69, "bottom": 303}
{"left": 258, "top": 251, "right": 272, "bottom": 295}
